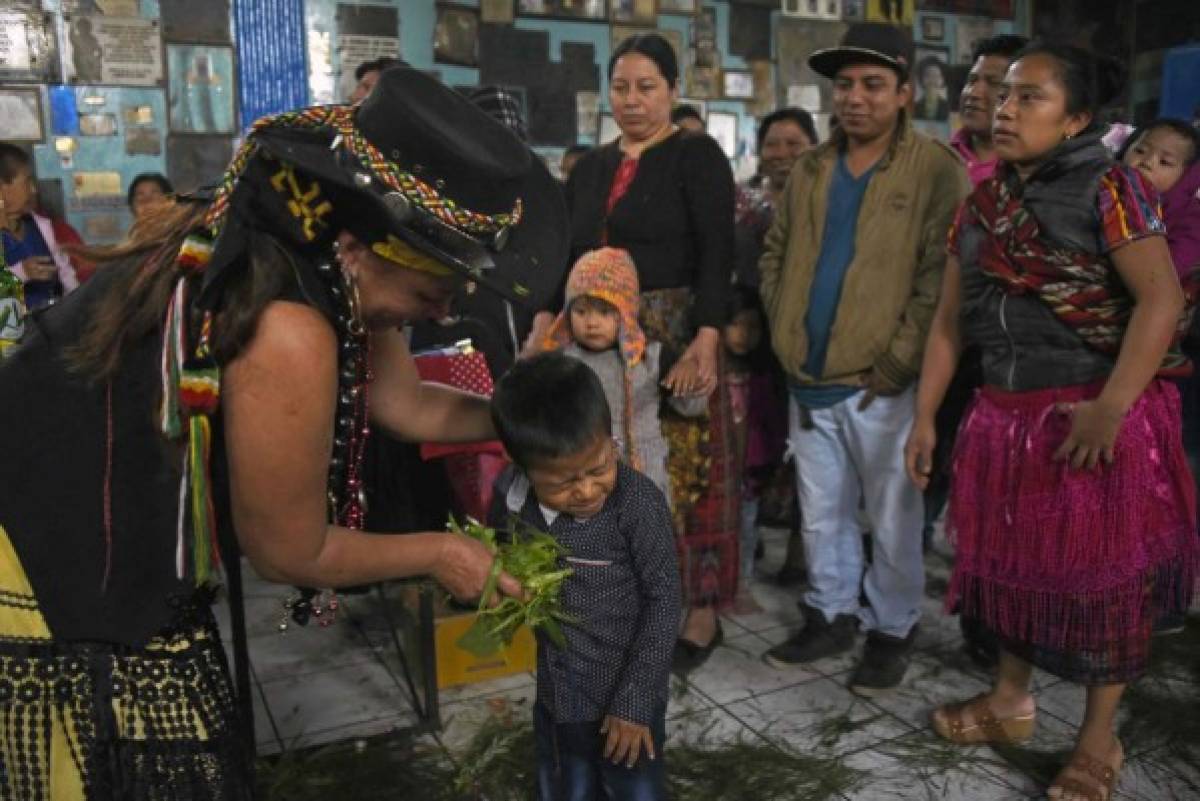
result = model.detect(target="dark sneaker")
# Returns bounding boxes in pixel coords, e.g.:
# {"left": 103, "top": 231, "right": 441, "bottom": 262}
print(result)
{"left": 763, "top": 607, "right": 857, "bottom": 669}
{"left": 849, "top": 626, "right": 918, "bottom": 696}
{"left": 672, "top": 621, "right": 724, "bottom": 675}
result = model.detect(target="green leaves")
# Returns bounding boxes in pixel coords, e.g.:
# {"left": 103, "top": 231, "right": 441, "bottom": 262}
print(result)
{"left": 450, "top": 516, "right": 576, "bottom": 658}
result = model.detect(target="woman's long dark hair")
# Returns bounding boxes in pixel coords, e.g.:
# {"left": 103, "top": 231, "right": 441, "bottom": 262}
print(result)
{"left": 68, "top": 200, "right": 294, "bottom": 380}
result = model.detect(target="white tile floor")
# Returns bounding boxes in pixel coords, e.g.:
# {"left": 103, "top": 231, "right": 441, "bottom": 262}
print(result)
{"left": 219, "top": 525, "right": 1200, "bottom": 800}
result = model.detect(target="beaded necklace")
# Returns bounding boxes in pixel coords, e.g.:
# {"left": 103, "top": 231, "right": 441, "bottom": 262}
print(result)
{"left": 280, "top": 256, "right": 372, "bottom": 630}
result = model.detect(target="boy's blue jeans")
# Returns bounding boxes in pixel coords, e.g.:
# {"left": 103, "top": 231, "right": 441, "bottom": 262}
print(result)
{"left": 533, "top": 700, "right": 667, "bottom": 801}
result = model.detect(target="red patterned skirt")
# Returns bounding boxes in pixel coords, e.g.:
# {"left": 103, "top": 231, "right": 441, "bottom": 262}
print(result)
{"left": 947, "top": 380, "right": 1198, "bottom": 684}
{"left": 641, "top": 289, "right": 740, "bottom": 611}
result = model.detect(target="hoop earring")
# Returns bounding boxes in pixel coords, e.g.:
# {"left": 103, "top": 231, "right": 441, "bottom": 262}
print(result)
{"left": 331, "top": 240, "right": 366, "bottom": 337}
{"left": 340, "top": 266, "right": 365, "bottom": 337}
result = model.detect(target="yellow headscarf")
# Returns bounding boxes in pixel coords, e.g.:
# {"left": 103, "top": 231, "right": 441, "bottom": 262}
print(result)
{"left": 371, "top": 234, "right": 454, "bottom": 277}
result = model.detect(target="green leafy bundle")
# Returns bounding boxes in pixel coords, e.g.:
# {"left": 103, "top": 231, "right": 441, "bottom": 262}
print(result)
{"left": 449, "top": 516, "right": 575, "bottom": 657}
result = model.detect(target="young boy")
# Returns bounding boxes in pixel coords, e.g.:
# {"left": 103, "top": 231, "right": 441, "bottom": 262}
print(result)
{"left": 490, "top": 353, "right": 680, "bottom": 801}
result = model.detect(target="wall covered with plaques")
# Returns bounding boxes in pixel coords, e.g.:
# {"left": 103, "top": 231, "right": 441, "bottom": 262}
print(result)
{"left": 1, "top": 0, "right": 1032, "bottom": 244}
{"left": 2, "top": 0, "right": 242, "bottom": 241}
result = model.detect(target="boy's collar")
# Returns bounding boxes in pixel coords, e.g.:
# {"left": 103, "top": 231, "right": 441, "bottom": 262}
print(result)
{"left": 504, "top": 468, "right": 562, "bottom": 526}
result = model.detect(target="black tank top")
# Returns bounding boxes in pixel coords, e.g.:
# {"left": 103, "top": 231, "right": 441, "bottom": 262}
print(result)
{"left": 0, "top": 243, "right": 336, "bottom": 646}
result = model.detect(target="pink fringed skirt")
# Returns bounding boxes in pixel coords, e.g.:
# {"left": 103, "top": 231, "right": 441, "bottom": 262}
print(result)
{"left": 947, "top": 380, "right": 1198, "bottom": 684}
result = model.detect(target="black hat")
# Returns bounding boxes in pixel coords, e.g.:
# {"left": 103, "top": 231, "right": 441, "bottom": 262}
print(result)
{"left": 198, "top": 66, "right": 566, "bottom": 308}
{"left": 808, "top": 23, "right": 914, "bottom": 82}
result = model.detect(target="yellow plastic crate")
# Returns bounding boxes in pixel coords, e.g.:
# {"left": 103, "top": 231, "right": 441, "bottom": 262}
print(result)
{"left": 434, "top": 613, "right": 536, "bottom": 689}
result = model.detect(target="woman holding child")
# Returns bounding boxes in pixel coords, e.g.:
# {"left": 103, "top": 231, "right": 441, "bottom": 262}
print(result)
{"left": 540, "top": 33, "right": 736, "bottom": 669}
{"left": 905, "top": 44, "right": 1198, "bottom": 800}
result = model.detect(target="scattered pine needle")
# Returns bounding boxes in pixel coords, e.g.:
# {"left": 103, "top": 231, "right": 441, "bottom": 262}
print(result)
{"left": 668, "top": 737, "right": 864, "bottom": 800}
{"left": 257, "top": 716, "right": 865, "bottom": 801}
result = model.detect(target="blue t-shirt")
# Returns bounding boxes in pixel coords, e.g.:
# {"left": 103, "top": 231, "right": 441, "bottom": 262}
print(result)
{"left": 792, "top": 155, "right": 877, "bottom": 409}
{"left": 2, "top": 216, "right": 59, "bottom": 311}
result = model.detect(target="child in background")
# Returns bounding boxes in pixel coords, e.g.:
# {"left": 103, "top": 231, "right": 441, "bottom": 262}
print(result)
{"left": 1120, "top": 118, "right": 1200, "bottom": 294}
{"left": 723, "top": 286, "right": 788, "bottom": 614}
{"left": 490, "top": 353, "right": 680, "bottom": 801}
{"left": 543, "top": 247, "right": 707, "bottom": 506}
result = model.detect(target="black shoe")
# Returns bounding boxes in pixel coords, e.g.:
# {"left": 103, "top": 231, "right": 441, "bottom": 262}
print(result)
{"left": 848, "top": 627, "right": 918, "bottom": 697}
{"left": 672, "top": 621, "right": 724, "bottom": 674}
{"left": 763, "top": 607, "right": 857, "bottom": 669}
{"left": 774, "top": 565, "right": 807, "bottom": 587}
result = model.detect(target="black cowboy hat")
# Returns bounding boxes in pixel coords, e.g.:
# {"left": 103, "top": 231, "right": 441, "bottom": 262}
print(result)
{"left": 200, "top": 67, "right": 567, "bottom": 308}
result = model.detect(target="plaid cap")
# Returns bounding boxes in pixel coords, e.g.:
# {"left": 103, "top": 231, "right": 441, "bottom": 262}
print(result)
{"left": 468, "top": 86, "right": 529, "bottom": 143}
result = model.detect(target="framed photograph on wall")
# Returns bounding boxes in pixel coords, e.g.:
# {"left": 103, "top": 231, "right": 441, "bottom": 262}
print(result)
{"left": 913, "top": 45, "right": 951, "bottom": 121}
{"left": 920, "top": 14, "right": 945, "bottom": 41}
{"left": 0, "top": 86, "right": 44, "bottom": 142}
{"left": 722, "top": 69, "right": 754, "bottom": 100}
{"left": 159, "top": 0, "right": 230, "bottom": 44}
{"left": 706, "top": 110, "right": 738, "bottom": 160}
{"left": 480, "top": 0, "right": 515, "bottom": 23}
{"left": 658, "top": 0, "right": 697, "bottom": 14}
{"left": 781, "top": 0, "right": 824, "bottom": 18}
{"left": 433, "top": 4, "right": 479, "bottom": 67}
{"left": 78, "top": 111, "right": 117, "bottom": 136}
{"left": 609, "top": 0, "right": 657, "bottom": 25}
{"left": 777, "top": 18, "right": 847, "bottom": 111}
{"left": 690, "top": 6, "right": 718, "bottom": 67}
{"left": 748, "top": 59, "right": 774, "bottom": 117}
{"left": 686, "top": 63, "right": 720, "bottom": 99}
{"left": 167, "top": 44, "right": 236, "bottom": 134}
{"left": 955, "top": 16, "right": 994, "bottom": 64}
{"left": 517, "top": 0, "right": 607, "bottom": 22}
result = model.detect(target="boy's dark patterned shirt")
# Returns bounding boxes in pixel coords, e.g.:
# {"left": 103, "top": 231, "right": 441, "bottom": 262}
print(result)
{"left": 491, "top": 462, "right": 681, "bottom": 726}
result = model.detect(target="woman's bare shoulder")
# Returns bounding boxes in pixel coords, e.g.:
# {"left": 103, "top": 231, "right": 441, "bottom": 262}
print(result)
{"left": 224, "top": 301, "right": 336, "bottom": 391}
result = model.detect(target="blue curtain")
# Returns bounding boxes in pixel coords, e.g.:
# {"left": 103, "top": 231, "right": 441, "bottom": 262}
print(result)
{"left": 234, "top": 0, "right": 308, "bottom": 130}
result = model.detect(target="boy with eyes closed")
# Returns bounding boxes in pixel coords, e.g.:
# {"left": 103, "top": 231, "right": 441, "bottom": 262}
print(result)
{"left": 490, "top": 353, "right": 680, "bottom": 801}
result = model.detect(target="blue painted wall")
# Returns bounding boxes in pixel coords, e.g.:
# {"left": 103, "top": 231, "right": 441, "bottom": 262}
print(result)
{"left": 29, "top": 0, "right": 165, "bottom": 241}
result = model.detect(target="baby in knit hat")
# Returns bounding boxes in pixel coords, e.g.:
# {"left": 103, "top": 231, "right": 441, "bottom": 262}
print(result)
{"left": 544, "top": 247, "right": 708, "bottom": 505}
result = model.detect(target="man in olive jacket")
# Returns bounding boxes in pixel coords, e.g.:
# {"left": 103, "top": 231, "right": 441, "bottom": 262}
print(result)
{"left": 759, "top": 23, "right": 969, "bottom": 694}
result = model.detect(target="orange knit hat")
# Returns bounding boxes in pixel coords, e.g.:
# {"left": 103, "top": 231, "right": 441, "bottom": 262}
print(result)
{"left": 542, "top": 247, "right": 645, "bottom": 366}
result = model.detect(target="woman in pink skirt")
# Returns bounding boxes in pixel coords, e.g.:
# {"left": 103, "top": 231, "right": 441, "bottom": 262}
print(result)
{"left": 905, "top": 43, "right": 1197, "bottom": 801}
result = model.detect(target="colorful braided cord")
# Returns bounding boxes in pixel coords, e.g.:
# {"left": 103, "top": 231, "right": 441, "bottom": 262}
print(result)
{"left": 204, "top": 105, "right": 522, "bottom": 240}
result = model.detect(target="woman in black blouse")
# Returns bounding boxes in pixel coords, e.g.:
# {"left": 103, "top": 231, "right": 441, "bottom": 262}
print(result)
{"left": 540, "top": 34, "right": 736, "bottom": 666}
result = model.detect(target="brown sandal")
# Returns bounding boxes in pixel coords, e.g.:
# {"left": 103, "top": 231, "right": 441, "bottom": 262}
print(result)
{"left": 1048, "top": 745, "right": 1122, "bottom": 801}
{"left": 930, "top": 693, "right": 1036, "bottom": 745}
